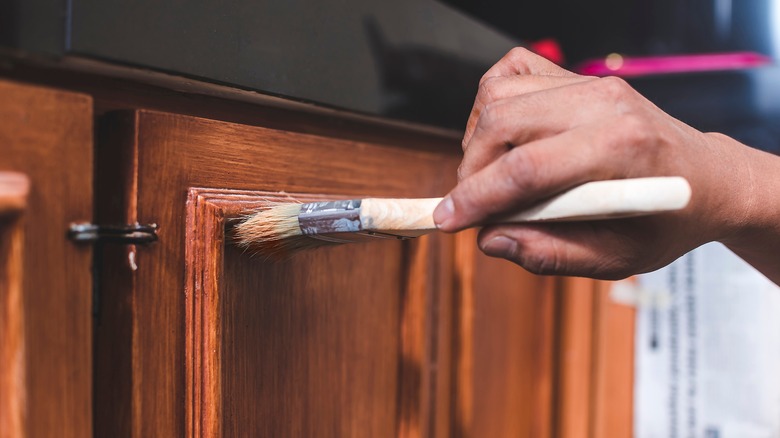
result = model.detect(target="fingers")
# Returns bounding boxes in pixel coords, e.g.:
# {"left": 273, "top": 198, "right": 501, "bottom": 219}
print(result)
{"left": 476, "top": 223, "right": 643, "bottom": 280}
{"left": 463, "top": 74, "right": 592, "bottom": 150}
{"left": 460, "top": 80, "right": 606, "bottom": 179}
{"left": 436, "top": 105, "right": 670, "bottom": 233}
{"left": 433, "top": 131, "right": 619, "bottom": 232}
{"left": 460, "top": 76, "right": 642, "bottom": 180}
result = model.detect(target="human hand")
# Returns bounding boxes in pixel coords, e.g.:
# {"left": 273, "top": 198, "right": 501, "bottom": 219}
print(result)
{"left": 433, "top": 47, "right": 760, "bottom": 280}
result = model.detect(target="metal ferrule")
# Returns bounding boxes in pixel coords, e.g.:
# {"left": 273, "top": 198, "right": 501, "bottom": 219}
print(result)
{"left": 297, "top": 199, "right": 410, "bottom": 243}
{"left": 298, "top": 199, "right": 363, "bottom": 235}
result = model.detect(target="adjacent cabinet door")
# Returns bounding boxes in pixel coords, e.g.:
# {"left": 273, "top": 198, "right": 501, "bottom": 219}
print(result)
{"left": 0, "top": 79, "right": 93, "bottom": 438}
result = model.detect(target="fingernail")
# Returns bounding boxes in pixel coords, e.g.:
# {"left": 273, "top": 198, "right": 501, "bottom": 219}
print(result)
{"left": 481, "top": 236, "right": 517, "bottom": 258}
{"left": 433, "top": 197, "right": 455, "bottom": 229}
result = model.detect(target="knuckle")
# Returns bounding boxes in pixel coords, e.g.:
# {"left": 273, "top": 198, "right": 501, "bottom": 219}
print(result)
{"left": 596, "top": 76, "right": 633, "bottom": 100}
{"left": 506, "top": 46, "right": 534, "bottom": 64}
{"left": 616, "top": 114, "right": 652, "bottom": 145}
{"left": 477, "top": 76, "right": 502, "bottom": 103}
{"left": 479, "top": 101, "right": 505, "bottom": 130}
{"left": 596, "top": 114, "right": 654, "bottom": 166}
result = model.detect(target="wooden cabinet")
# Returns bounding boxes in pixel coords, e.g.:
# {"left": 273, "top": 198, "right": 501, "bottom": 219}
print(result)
{"left": 0, "top": 72, "right": 634, "bottom": 437}
{"left": 0, "top": 79, "right": 93, "bottom": 437}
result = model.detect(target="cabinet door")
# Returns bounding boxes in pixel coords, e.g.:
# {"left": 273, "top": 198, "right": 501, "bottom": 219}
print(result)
{"left": 0, "top": 80, "right": 93, "bottom": 437}
{"left": 95, "top": 110, "right": 462, "bottom": 437}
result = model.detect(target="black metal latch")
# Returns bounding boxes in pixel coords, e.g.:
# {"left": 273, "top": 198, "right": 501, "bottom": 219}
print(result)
{"left": 68, "top": 223, "right": 158, "bottom": 244}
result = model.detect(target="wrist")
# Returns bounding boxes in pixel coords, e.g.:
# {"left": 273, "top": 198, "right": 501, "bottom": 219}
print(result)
{"left": 709, "top": 133, "right": 780, "bottom": 255}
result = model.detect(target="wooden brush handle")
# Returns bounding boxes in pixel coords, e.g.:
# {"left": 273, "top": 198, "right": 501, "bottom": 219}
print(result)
{"left": 361, "top": 177, "right": 691, "bottom": 232}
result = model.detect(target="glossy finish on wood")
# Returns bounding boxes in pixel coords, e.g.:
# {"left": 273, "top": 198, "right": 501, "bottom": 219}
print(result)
{"left": 0, "top": 79, "right": 93, "bottom": 437}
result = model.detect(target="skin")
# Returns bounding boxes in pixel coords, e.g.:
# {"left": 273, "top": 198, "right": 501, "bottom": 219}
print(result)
{"left": 432, "top": 47, "right": 780, "bottom": 284}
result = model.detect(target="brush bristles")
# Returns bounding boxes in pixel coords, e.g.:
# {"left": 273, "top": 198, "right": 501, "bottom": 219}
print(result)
{"left": 234, "top": 202, "right": 338, "bottom": 259}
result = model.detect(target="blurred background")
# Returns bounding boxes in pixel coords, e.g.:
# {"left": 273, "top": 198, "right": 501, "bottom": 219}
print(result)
{"left": 446, "top": 0, "right": 780, "bottom": 154}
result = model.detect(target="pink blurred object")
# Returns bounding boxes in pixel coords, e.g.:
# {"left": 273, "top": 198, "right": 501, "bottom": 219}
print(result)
{"left": 577, "top": 52, "right": 772, "bottom": 77}
{"left": 530, "top": 38, "right": 565, "bottom": 65}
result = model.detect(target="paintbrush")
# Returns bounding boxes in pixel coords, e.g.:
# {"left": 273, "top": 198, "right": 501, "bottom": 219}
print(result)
{"left": 235, "top": 176, "right": 691, "bottom": 258}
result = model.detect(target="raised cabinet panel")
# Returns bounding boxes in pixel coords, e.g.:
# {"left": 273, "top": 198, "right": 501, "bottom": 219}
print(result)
{"left": 0, "top": 80, "right": 93, "bottom": 438}
{"left": 187, "top": 190, "right": 448, "bottom": 436}
{"left": 97, "top": 110, "right": 461, "bottom": 437}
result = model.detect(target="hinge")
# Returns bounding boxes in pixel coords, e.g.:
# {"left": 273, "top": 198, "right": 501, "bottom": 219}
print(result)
{"left": 68, "top": 223, "right": 158, "bottom": 244}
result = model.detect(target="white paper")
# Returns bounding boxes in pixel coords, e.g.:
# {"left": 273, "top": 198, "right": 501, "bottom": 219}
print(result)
{"left": 634, "top": 242, "right": 780, "bottom": 438}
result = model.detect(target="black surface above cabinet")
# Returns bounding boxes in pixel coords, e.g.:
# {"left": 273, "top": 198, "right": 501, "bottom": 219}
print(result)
{"left": 1, "top": 0, "right": 520, "bottom": 129}
{"left": 630, "top": 66, "right": 780, "bottom": 156}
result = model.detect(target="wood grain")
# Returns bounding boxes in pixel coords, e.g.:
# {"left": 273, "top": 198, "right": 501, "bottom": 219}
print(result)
{"left": 0, "top": 79, "right": 93, "bottom": 438}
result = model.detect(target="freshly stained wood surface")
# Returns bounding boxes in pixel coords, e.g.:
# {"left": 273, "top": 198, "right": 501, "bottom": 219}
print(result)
{"left": 0, "top": 80, "right": 93, "bottom": 437}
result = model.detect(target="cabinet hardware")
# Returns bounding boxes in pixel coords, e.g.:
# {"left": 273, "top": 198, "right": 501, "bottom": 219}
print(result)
{"left": 68, "top": 223, "right": 158, "bottom": 244}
